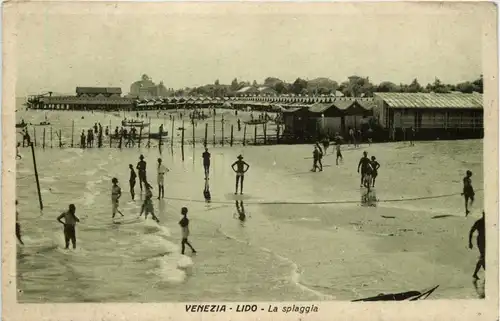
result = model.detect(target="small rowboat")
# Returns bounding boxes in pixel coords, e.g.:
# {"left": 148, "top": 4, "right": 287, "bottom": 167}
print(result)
{"left": 122, "top": 120, "right": 149, "bottom": 128}
{"left": 352, "top": 285, "right": 439, "bottom": 302}
{"left": 244, "top": 119, "right": 268, "bottom": 125}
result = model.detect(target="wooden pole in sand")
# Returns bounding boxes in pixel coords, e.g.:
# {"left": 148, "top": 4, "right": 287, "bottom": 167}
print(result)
{"left": 138, "top": 126, "right": 143, "bottom": 148}
{"left": 221, "top": 117, "right": 225, "bottom": 147}
{"left": 204, "top": 123, "right": 208, "bottom": 146}
{"left": 71, "top": 120, "right": 74, "bottom": 148}
{"left": 192, "top": 120, "right": 195, "bottom": 148}
{"left": 254, "top": 125, "right": 257, "bottom": 145}
{"left": 277, "top": 124, "right": 281, "bottom": 144}
{"left": 109, "top": 120, "right": 112, "bottom": 148}
{"left": 148, "top": 118, "right": 151, "bottom": 148}
{"left": 230, "top": 125, "right": 234, "bottom": 147}
{"left": 213, "top": 114, "right": 216, "bottom": 147}
{"left": 33, "top": 127, "right": 37, "bottom": 147}
{"left": 30, "top": 143, "right": 43, "bottom": 211}
{"left": 50, "top": 127, "right": 53, "bottom": 148}
{"left": 59, "top": 130, "right": 62, "bottom": 148}
{"left": 42, "top": 128, "right": 46, "bottom": 149}
{"left": 181, "top": 121, "right": 185, "bottom": 162}
{"left": 171, "top": 116, "right": 175, "bottom": 149}
{"left": 263, "top": 123, "right": 267, "bottom": 145}
{"left": 243, "top": 124, "right": 247, "bottom": 146}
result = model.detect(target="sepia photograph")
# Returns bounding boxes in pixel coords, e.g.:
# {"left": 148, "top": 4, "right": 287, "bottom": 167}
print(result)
{"left": 2, "top": 1, "right": 498, "bottom": 320}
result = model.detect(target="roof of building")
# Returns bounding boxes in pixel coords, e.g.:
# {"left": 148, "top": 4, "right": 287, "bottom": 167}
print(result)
{"left": 374, "top": 92, "right": 483, "bottom": 109}
{"left": 42, "top": 96, "right": 133, "bottom": 105}
{"left": 309, "top": 103, "right": 336, "bottom": 113}
{"left": 76, "top": 87, "right": 122, "bottom": 95}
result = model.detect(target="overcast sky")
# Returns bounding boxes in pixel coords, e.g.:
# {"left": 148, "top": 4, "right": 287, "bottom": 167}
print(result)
{"left": 12, "top": 2, "right": 486, "bottom": 96}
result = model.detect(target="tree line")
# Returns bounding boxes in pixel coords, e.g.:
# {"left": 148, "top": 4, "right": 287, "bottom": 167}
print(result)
{"left": 174, "top": 75, "right": 483, "bottom": 97}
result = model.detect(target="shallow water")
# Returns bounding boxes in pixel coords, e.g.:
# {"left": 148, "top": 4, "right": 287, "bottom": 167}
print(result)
{"left": 15, "top": 110, "right": 485, "bottom": 302}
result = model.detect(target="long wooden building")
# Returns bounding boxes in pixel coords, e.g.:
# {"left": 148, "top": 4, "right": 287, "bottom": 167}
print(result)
{"left": 373, "top": 92, "right": 483, "bottom": 140}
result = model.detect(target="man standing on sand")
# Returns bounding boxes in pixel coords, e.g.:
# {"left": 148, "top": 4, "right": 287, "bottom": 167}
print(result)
{"left": 56, "top": 204, "right": 80, "bottom": 249}
{"left": 157, "top": 158, "right": 169, "bottom": 199}
{"left": 202, "top": 147, "right": 211, "bottom": 179}
{"left": 136, "top": 154, "right": 147, "bottom": 191}
{"left": 15, "top": 200, "right": 24, "bottom": 245}
{"left": 129, "top": 164, "right": 137, "bottom": 200}
{"left": 179, "top": 207, "right": 196, "bottom": 255}
{"left": 469, "top": 211, "right": 485, "bottom": 280}
{"left": 357, "top": 151, "right": 371, "bottom": 187}
{"left": 231, "top": 155, "right": 250, "bottom": 195}
{"left": 111, "top": 178, "right": 124, "bottom": 218}
{"left": 462, "top": 170, "right": 475, "bottom": 216}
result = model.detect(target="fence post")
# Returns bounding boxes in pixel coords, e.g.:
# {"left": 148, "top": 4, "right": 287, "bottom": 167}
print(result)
{"left": 171, "top": 116, "right": 175, "bottom": 149}
{"left": 138, "top": 126, "right": 143, "bottom": 148}
{"left": 221, "top": 118, "right": 225, "bottom": 147}
{"left": 43, "top": 128, "right": 46, "bottom": 149}
{"left": 59, "top": 130, "right": 62, "bottom": 148}
{"left": 213, "top": 113, "right": 216, "bottom": 147}
{"left": 243, "top": 124, "right": 247, "bottom": 146}
{"left": 119, "top": 132, "right": 123, "bottom": 149}
{"left": 33, "top": 127, "right": 37, "bottom": 147}
{"left": 204, "top": 123, "right": 208, "bottom": 146}
{"left": 50, "top": 127, "right": 53, "bottom": 148}
{"left": 230, "top": 125, "right": 234, "bottom": 147}
{"left": 181, "top": 121, "right": 185, "bottom": 162}
{"left": 71, "top": 120, "right": 74, "bottom": 148}
{"left": 254, "top": 125, "right": 257, "bottom": 145}
{"left": 277, "top": 124, "right": 281, "bottom": 144}
{"left": 30, "top": 143, "right": 43, "bottom": 211}
{"left": 148, "top": 118, "right": 151, "bottom": 148}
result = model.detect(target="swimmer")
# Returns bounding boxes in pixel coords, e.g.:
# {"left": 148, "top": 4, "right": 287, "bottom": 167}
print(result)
{"left": 202, "top": 147, "right": 211, "bottom": 179}
{"left": 15, "top": 200, "right": 23, "bottom": 245}
{"left": 56, "top": 204, "right": 80, "bottom": 249}
{"left": 129, "top": 164, "right": 137, "bottom": 200}
{"left": 136, "top": 155, "right": 147, "bottom": 191}
{"left": 139, "top": 183, "right": 160, "bottom": 223}
{"left": 231, "top": 155, "right": 250, "bottom": 195}
{"left": 462, "top": 170, "right": 475, "bottom": 216}
{"left": 370, "top": 156, "right": 380, "bottom": 187}
{"left": 179, "top": 207, "right": 196, "bottom": 255}
{"left": 111, "top": 177, "right": 123, "bottom": 218}
{"left": 157, "top": 158, "right": 169, "bottom": 199}
{"left": 357, "top": 151, "right": 371, "bottom": 187}
{"left": 469, "top": 211, "right": 485, "bottom": 279}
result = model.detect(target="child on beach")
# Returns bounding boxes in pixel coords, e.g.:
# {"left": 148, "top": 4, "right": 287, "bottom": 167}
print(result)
{"left": 56, "top": 204, "right": 80, "bottom": 249}
{"left": 370, "top": 156, "right": 380, "bottom": 187}
{"left": 462, "top": 170, "right": 475, "bottom": 216}
{"left": 129, "top": 164, "right": 137, "bottom": 200}
{"left": 179, "top": 207, "right": 196, "bottom": 255}
{"left": 140, "top": 183, "right": 160, "bottom": 223}
{"left": 111, "top": 178, "right": 123, "bottom": 218}
{"left": 231, "top": 155, "right": 250, "bottom": 195}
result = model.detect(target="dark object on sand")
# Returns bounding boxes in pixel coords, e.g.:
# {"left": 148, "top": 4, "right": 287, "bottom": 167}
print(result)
{"left": 352, "top": 285, "right": 439, "bottom": 302}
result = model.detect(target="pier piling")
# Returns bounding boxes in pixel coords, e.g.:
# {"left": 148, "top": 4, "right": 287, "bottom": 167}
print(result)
{"left": 243, "top": 124, "right": 247, "bottom": 146}
{"left": 30, "top": 143, "right": 43, "bottom": 211}
{"left": 230, "top": 125, "right": 234, "bottom": 147}
{"left": 42, "top": 128, "right": 46, "bottom": 149}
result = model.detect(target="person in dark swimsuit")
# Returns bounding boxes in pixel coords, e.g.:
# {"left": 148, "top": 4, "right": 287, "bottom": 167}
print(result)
{"left": 357, "top": 151, "right": 371, "bottom": 187}
{"left": 231, "top": 155, "right": 250, "bottom": 195}
{"left": 462, "top": 170, "right": 475, "bottom": 216}
{"left": 370, "top": 156, "right": 380, "bottom": 187}
{"left": 56, "top": 204, "right": 80, "bottom": 249}
{"left": 202, "top": 148, "right": 211, "bottom": 179}
{"left": 129, "top": 164, "right": 137, "bottom": 200}
{"left": 179, "top": 207, "right": 196, "bottom": 255}
{"left": 136, "top": 155, "right": 147, "bottom": 191}
{"left": 469, "top": 211, "right": 485, "bottom": 279}
{"left": 312, "top": 145, "right": 323, "bottom": 172}
{"left": 15, "top": 200, "right": 23, "bottom": 245}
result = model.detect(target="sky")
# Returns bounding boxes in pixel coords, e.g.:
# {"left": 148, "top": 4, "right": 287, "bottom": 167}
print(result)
{"left": 11, "top": 2, "right": 486, "bottom": 97}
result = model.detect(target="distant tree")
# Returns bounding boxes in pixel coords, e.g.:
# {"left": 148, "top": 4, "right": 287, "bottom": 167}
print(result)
{"left": 407, "top": 78, "right": 423, "bottom": 93}
{"left": 264, "top": 77, "right": 283, "bottom": 88}
{"left": 472, "top": 74, "right": 483, "bottom": 93}
{"left": 376, "top": 81, "right": 400, "bottom": 92}
{"left": 215, "top": 79, "right": 220, "bottom": 86}
{"left": 427, "top": 77, "right": 450, "bottom": 93}
{"left": 317, "top": 87, "right": 332, "bottom": 95}
{"left": 230, "top": 78, "right": 239, "bottom": 91}
{"left": 456, "top": 81, "right": 475, "bottom": 93}
{"left": 274, "top": 81, "right": 288, "bottom": 95}
{"left": 252, "top": 80, "right": 258, "bottom": 87}
{"left": 291, "top": 78, "right": 308, "bottom": 95}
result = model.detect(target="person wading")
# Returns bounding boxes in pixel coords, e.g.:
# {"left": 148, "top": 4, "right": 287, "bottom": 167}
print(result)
{"left": 56, "top": 204, "right": 80, "bottom": 249}
{"left": 202, "top": 147, "right": 211, "bottom": 179}
{"left": 136, "top": 154, "right": 147, "bottom": 192}
{"left": 129, "top": 164, "right": 137, "bottom": 200}
{"left": 179, "top": 207, "right": 196, "bottom": 255}
{"left": 231, "top": 155, "right": 250, "bottom": 195}
{"left": 157, "top": 158, "right": 169, "bottom": 199}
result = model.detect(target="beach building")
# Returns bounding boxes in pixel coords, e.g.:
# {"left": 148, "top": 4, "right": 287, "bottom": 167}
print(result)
{"left": 34, "top": 87, "right": 135, "bottom": 111}
{"left": 129, "top": 74, "right": 171, "bottom": 99}
{"left": 373, "top": 92, "right": 483, "bottom": 140}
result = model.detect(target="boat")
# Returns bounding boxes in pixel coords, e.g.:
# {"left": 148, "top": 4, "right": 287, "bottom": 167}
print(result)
{"left": 351, "top": 285, "right": 439, "bottom": 302}
{"left": 149, "top": 131, "right": 169, "bottom": 140}
{"left": 122, "top": 120, "right": 149, "bottom": 127}
{"left": 36, "top": 121, "right": 51, "bottom": 126}
{"left": 16, "top": 122, "right": 28, "bottom": 128}
{"left": 244, "top": 119, "right": 269, "bottom": 125}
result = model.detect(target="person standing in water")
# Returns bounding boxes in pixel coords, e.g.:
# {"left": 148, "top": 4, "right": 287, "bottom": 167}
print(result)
{"left": 128, "top": 164, "right": 137, "bottom": 200}
{"left": 16, "top": 143, "right": 22, "bottom": 160}
{"left": 157, "top": 158, "right": 169, "bottom": 199}
{"left": 370, "top": 156, "right": 380, "bottom": 187}
{"left": 15, "top": 200, "right": 24, "bottom": 245}
{"left": 139, "top": 183, "right": 160, "bottom": 223}
{"left": 231, "top": 155, "right": 250, "bottom": 195}
{"left": 469, "top": 211, "right": 485, "bottom": 279}
{"left": 357, "top": 151, "right": 371, "bottom": 187}
{"left": 111, "top": 177, "right": 123, "bottom": 218}
{"left": 136, "top": 154, "right": 147, "bottom": 191}
{"left": 56, "top": 204, "right": 80, "bottom": 249}
{"left": 462, "top": 170, "right": 475, "bottom": 216}
{"left": 202, "top": 147, "right": 211, "bottom": 179}
{"left": 179, "top": 207, "right": 196, "bottom": 255}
